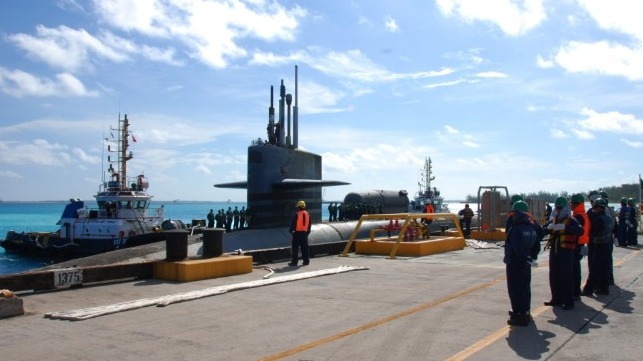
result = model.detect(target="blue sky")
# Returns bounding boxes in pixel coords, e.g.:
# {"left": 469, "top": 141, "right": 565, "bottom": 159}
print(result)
{"left": 1, "top": 0, "right": 642, "bottom": 203}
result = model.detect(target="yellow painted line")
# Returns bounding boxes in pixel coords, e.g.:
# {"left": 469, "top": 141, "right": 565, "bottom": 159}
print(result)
{"left": 444, "top": 305, "right": 549, "bottom": 361}
{"left": 258, "top": 277, "right": 506, "bottom": 361}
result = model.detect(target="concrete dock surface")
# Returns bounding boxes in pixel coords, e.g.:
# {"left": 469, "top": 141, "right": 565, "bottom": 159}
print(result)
{"left": 1, "top": 238, "right": 641, "bottom": 361}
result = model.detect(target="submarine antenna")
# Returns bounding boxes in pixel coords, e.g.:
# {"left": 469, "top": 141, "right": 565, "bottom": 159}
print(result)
{"left": 268, "top": 85, "right": 275, "bottom": 144}
{"left": 286, "top": 93, "right": 292, "bottom": 147}
{"left": 293, "top": 65, "right": 299, "bottom": 149}
{"left": 278, "top": 80, "right": 286, "bottom": 146}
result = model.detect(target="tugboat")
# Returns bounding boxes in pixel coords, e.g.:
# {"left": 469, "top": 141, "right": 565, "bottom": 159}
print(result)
{"left": 410, "top": 157, "right": 447, "bottom": 213}
{"left": 0, "top": 114, "right": 166, "bottom": 257}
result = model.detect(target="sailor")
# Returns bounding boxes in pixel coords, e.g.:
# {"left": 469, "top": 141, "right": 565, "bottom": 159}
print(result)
{"left": 288, "top": 200, "right": 311, "bottom": 267}
{"left": 599, "top": 191, "right": 616, "bottom": 285}
{"left": 215, "top": 209, "right": 224, "bottom": 229}
{"left": 233, "top": 206, "right": 240, "bottom": 231}
{"left": 617, "top": 198, "right": 630, "bottom": 247}
{"left": 423, "top": 202, "right": 435, "bottom": 225}
{"left": 544, "top": 202, "right": 553, "bottom": 220}
{"left": 207, "top": 209, "right": 215, "bottom": 228}
{"left": 505, "top": 194, "right": 525, "bottom": 232}
{"left": 570, "top": 193, "right": 590, "bottom": 300}
{"left": 328, "top": 202, "right": 334, "bottom": 222}
{"left": 504, "top": 201, "right": 541, "bottom": 326}
{"left": 225, "top": 207, "right": 233, "bottom": 233}
{"left": 582, "top": 197, "right": 613, "bottom": 296}
{"left": 458, "top": 204, "right": 474, "bottom": 239}
{"left": 544, "top": 196, "right": 583, "bottom": 310}
{"left": 240, "top": 206, "right": 247, "bottom": 229}
{"left": 626, "top": 198, "right": 638, "bottom": 246}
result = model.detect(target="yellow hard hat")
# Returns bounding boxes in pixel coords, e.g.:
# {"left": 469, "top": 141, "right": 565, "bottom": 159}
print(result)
{"left": 296, "top": 200, "right": 306, "bottom": 208}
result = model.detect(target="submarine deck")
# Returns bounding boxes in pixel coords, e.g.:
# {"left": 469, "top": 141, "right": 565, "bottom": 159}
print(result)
{"left": 2, "top": 236, "right": 642, "bottom": 361}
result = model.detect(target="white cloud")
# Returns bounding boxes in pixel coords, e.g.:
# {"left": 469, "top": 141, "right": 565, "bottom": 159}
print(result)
{"left": 93, "top": 0, "right": 307, "bottom": 68}
{"left": 536, "top": 55, "right": 554, "bottom": 68}
{"left": 423, "top": 78, "right": 470, "bottom": 89}
{"left": 72, "top": 148, "right": 101, "bottom": 164}
{"left": 577, "top": 107, "right": 643, "bottom": 134}
{"left": 444, "top": 125, "right": 459, "bottom": 134}
{"left": 250, "top": 49, "right": 454, "bottom": 83}
{"left": 550, "top": 128, "right": 567, "bottom": 138}
{"left": 435, "top": 0, "right": 547, "bottom": 36}
{"left": 9, "top": 25, "right": 128, "bottom": 72}
{"left": 554, "top": 41, "right": 643, "bottom": 81}
{"left": 0, "top": 170, "right": 21, "bottom": 179}
{"left": 552, "top": 1, "right": 643, "bottom": 80}
{"left": 462, "top": 140, "right": 480, "bottom": 148}
{"left": 621, "top": 139, "right": 643, "bottom": 148}
{"left": 475, "top": 71, "right": 507, "bottom": 78}
{"left": 577, "top": 0, "right": 643, "bottom": 41}
{"left": 0, "top": 67, "right": 98, "bottom": 97}
{"left": 0, "top": 139, "right": 72, "bottom": 166}
{"left": 384, "top": 15, "right": 399, "bottom": 33}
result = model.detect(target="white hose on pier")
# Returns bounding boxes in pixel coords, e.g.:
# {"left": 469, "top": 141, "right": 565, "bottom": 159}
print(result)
{"left": 45, "top": 265, "right": 368, "bottom": 321}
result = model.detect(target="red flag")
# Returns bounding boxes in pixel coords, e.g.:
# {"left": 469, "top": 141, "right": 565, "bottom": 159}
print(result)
{"left": 132, "top": 135, "right": 137, "bottom": 143}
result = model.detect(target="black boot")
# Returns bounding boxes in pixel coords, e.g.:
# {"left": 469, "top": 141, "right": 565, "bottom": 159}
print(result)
{"left": 507, "top": 313, "right": 531, "bottom": 326}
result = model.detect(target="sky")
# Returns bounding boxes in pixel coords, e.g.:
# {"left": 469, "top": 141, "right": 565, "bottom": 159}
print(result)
{"left": 1, "top": 0, "right": 642, "bottom": 203}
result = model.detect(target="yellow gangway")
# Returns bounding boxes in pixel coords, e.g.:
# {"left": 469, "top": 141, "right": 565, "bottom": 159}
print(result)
{"left": 340, "top": 213, "right": 466, "bottom": 259}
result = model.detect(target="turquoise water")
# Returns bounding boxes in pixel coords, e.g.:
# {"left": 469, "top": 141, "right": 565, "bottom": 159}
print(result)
{"left": 0, "top": 201, "right": 249, "bottom": 275}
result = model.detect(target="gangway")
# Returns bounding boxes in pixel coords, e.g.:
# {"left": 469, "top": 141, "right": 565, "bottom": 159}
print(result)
{"left": 340, "top": 213, "right": 465, "bottom": 259}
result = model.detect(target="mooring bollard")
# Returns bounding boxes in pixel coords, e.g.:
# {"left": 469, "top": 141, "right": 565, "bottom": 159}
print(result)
{"left": 202, "top": 228, "right": 224, "bottom": 258}
{"left": 165, "top": 229, "right": 189, "bottom": 261}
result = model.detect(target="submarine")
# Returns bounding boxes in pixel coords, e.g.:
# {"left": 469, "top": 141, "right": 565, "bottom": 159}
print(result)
{"left": 213, "top": 66, "right": 401, "bottom": 258}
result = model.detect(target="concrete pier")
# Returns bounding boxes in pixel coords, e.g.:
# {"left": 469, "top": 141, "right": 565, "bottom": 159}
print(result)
{"left": 0, "top": 237, "right": 641, "bottom": 360}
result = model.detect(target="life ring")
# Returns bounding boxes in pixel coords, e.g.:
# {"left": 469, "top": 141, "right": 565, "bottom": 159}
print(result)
{"left": 128, "top": 230, "right": 137, "bottom": 237}
{"left": 119, "top": 231, "right": 125, "bottom": 238}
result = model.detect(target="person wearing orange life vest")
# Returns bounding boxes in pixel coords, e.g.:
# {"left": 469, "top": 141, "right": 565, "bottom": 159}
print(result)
{"left": 544, "top": 196, "right": 584, "bottom": 310}
{"left": 423, "top": 202, "right": 435, "bottom": 223}
{"left": 288, "top": 200, "right": 312, "bottom": 267}
{"left": 571, "top": 193, "right": 590, "bottom": 300}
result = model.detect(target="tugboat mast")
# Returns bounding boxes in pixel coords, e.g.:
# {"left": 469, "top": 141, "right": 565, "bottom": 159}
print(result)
{"left": 107, "top": 114, "right": 133, "bottom": 190}
{"left": 421, "top": 157, "right": 435, "bottom": 196}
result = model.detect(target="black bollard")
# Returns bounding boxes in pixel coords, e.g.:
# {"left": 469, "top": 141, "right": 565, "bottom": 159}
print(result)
{"left": 202, "top": 228, "right": 224, "bottom": 258}
{"left": 165, "top": 229, "right": 189, "bottom": 261}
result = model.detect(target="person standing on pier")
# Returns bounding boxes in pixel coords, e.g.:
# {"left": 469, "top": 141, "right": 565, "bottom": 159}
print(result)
{"left": 458, "top": 204, "right": 474, "bottom": 239}
{"left": 289, "top": 200, "right": 311, "bottom": 267}
{"left": 543, "top": 196, "right": 583, "bottom": 310}
{"left": 207, "top": 209, "right": 215, "bottom": 228}
{"left": 504, "top": 201, "right": 541, "bottom": 326}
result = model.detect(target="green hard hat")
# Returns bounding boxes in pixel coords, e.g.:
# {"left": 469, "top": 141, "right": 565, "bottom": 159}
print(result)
{"left": 620, "top": 197, "right": 627, "bottom": 203}
{"left": 512, "top": 200, "right": 529, "bottom": 212}
{"left": 627, "top": 198, "right": 635, "bottom": 205}
{"left": 571, "top": 193, "right": 584, "bottom": 203}
{"left": 510, "top": 194, "right": 524, "bottom": 205}
{"left": 554, "top": 196, "right": 568, "bottom": 208}
{"left": 588, "top": 190, "right": 599, "bottom": 196}
{"left": 593, "top": 198, "right": 607, "bottom": 207}
{"left": 599, "top": 191, "right": 609, "bottom": 199}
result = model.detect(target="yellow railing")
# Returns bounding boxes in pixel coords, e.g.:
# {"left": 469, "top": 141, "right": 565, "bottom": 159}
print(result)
{"left": 340, "top": 213, "right": 464, "bottom": 259}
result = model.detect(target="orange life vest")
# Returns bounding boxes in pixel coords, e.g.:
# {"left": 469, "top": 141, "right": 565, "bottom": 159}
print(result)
{"left": 425, "top": 204, "right": 434, "bottom": 220}
{"left": 295, "top": 210, "right": 310, "bottom": 232}
{"left": 572, "top": 203, "right": 590, "bottom": 245}
{"left": 553, "top": 216, "right": 578, "bottom": 249}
